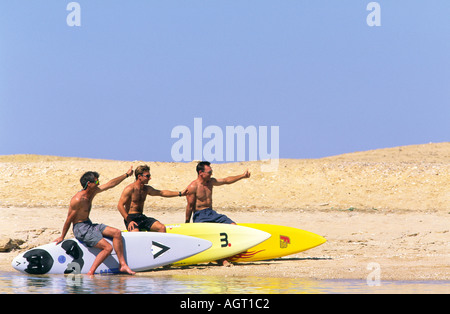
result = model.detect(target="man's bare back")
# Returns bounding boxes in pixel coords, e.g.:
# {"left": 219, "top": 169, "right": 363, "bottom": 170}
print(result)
{"left": 59, "top": 172, "right": 129, "bottom": 230}
{"left": 70, "top": 191, "right": 95, "bottom": 224}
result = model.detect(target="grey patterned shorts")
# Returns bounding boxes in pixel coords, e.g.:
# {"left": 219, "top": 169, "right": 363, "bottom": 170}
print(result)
{"left": 73, "top": 219, "right": 107, "bottom": 247}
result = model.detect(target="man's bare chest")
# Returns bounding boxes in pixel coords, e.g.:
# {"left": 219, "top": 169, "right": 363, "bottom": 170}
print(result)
{"left": 131, "top": 187, "right": 147, "bottom": 203}
{"left": 197, "top": 184, "right": 213, "bottom": 200}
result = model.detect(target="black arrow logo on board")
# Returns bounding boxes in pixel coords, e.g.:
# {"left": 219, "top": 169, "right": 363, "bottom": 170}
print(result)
{"left": 151, "top": 241, "right": 170, "bottom": 259}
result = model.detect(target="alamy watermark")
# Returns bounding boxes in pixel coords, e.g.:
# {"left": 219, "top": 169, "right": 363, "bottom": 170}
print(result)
{"left": 366, "top": 2, "right": 381, "bottom": 27}
{"left": 66, "top": 2, "right": 81, "bottom": 27}
{"left": 65, "top": 2, "right": 381, "bottom": 27}
{"left": 366, "top": 262, "right": 381, "bottom": 286}
{"left": 171, "top": 118, "right": 280, "bottom": 172}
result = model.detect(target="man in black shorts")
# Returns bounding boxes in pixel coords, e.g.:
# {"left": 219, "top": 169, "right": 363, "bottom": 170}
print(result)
{"left": 118, "top": 165, "right": 187, "bottom": 232}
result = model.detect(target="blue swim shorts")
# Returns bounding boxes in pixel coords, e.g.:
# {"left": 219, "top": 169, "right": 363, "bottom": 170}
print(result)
{"left": 193, "top": 208, "right": 235, "bottom": 224}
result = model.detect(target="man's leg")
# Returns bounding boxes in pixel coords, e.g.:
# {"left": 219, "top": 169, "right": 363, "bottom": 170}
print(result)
{"left": 102, "top": 226, "right": 135, "bottom": 275}
{"left": 88, "top": 238, "right": 113, "bottom": 276}
{"left": 150, "top": 221, "right": 166, "bottom": 233}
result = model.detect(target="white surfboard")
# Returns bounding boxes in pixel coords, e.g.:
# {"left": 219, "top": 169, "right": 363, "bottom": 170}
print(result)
{"left": 12, "top": 232, "right": 211, "bottom": 275}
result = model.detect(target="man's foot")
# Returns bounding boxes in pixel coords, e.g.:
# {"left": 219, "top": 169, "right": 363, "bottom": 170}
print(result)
{"left": 120, "top": 265, "right": 136, "bottom": 275}
{"left": 217, "top": 259, "right": 233, "bottom": 267}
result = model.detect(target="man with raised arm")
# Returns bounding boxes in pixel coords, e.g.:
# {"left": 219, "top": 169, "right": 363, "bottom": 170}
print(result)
{"left": 118, "top": 165, "right": 187, "bottom": 232}
{"left": 185, "top": 161, "right": 250, "bottom": 224}
{"left": 55, "top": 168, "right": 135, "bottom": 276}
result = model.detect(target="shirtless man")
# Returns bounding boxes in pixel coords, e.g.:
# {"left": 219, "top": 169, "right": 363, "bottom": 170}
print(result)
{"left": 185, "top": 161, "right": 251, "bottom": 224}
{"left": 118, "top": 165, "right": 187, "bottom": 232}
{"left": 54, "top": 168, "right": 135, "bottom": 276}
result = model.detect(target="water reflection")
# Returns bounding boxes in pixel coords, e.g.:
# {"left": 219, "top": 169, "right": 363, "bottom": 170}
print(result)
{"left": 1, "top": 273, "right": 176, "bottom": 294}
{"left": 1, "top": 271, "right": 449, "bottom": 294}
{"left": 166, "top": 275, "right": 324, "bottom": 294}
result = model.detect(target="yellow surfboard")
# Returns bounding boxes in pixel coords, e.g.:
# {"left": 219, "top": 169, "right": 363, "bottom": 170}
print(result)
{"left": 166, "top": 223, "right": 270, "bottom": 266}
{"left": 228, "top": 224, "right": 326, "bottom": 263}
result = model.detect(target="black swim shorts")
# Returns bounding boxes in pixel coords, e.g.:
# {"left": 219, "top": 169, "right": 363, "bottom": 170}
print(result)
{"left": 125, "top": 213, "right": 157, "bottom": 231}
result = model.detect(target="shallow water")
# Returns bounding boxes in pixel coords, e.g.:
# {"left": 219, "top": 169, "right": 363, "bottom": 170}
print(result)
{"left": 0, "top": 271, "right": 448, "bottom": 294}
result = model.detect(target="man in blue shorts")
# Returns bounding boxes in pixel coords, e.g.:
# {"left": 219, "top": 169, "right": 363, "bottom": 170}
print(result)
{"left": 185, "top": 161, "right": 250, "bottom": 225}
{"left": 185, "top": 162, "right": 251, "bottom": 266}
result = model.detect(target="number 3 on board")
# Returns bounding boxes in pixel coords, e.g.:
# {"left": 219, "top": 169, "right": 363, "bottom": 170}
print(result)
{"left": 220, "top": 233, "right": 229, "bottom": 248}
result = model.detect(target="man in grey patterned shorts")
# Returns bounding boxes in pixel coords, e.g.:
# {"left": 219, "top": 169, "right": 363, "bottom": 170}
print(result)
{"left": 54, "top": 168, "right": 135, "bottom": 276}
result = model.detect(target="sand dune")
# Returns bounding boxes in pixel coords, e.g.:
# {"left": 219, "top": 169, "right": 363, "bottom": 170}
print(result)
{"left": 0, "top": 142, "right": 448, "bottom": 212}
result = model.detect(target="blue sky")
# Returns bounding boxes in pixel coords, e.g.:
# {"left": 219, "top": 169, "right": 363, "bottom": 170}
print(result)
{"left": 1, "top": 1, "right": 449, "bottom": 162}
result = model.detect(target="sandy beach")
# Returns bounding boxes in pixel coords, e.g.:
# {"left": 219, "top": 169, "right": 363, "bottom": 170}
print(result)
{"left": 1, "top": 142, "right": 449, "bottom": 281}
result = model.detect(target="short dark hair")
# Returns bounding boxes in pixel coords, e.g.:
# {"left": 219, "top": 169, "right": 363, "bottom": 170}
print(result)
{"left": 80, "top": 171, "right": 99, "bottom": 190}
{"left": 135, "top": 165, "right": 150, "bottom": 180}
{"left": 196, "top": 161, "right": 211, "bottom": 174}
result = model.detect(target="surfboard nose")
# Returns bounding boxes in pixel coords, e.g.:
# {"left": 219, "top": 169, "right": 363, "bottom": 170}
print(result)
{"left": 301, "top": 230, "right": 327, "bottom": 248}
{"left": 245, "top": 228, "right": 271, "bottom": 245}
{"left": 316, "top": 235, "right": 327, "bottom": 246}
{"left": 11, "top": 254, "right": 25, "bottom": 272}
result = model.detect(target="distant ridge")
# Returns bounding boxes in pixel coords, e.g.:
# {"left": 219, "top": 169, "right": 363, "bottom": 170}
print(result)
{"left": 1, "top": 142, "right": 449, "bottom": 164}
{"left": 0, "top": 154, "right": 118, "bottom": 163}
{"left": 321, "top": 142, "right": 450, "bottom": 163}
